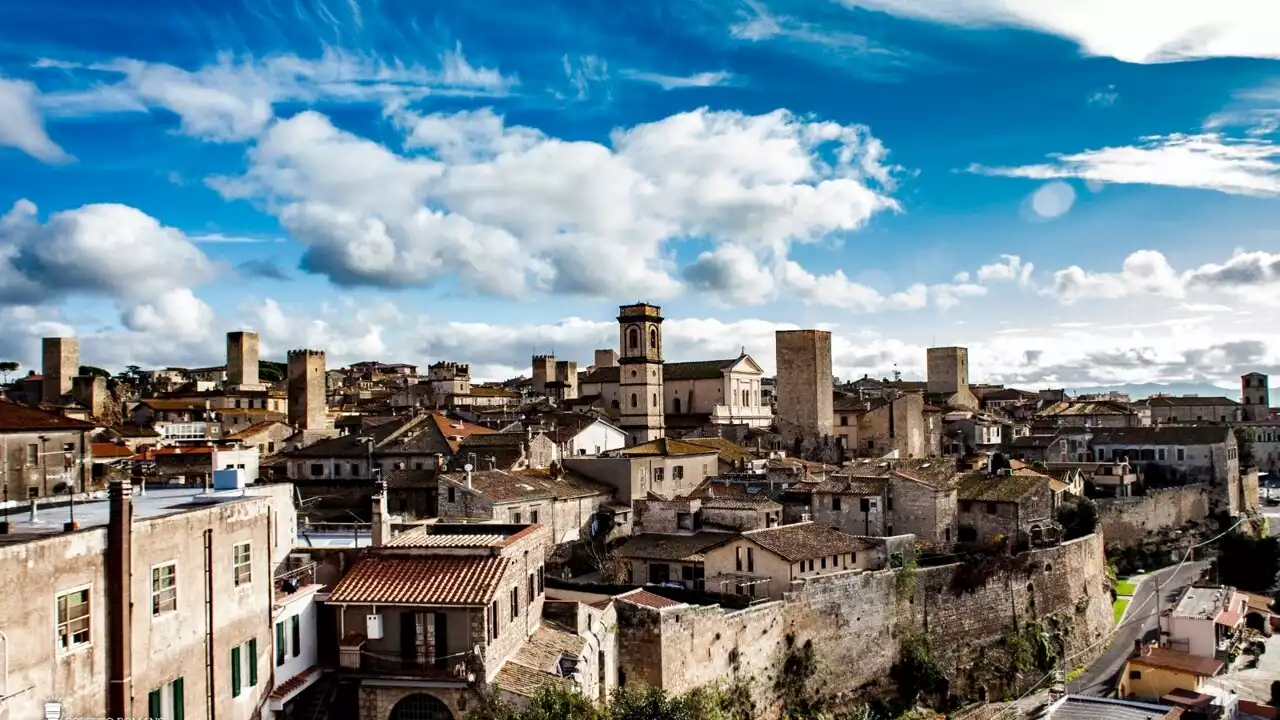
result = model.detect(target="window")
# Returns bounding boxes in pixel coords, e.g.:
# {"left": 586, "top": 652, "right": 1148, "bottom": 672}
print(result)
{"left": 537, "top": 566, "right": 544, "bottom": 594}
{"left": 630, "top": 393, "right": 638, "bottom": 408}
{"left": 1176, "top": 448, "right": 1185, "bottom": 462}
{"left": 350, "top": 462, "right": 359, "bottom": 476}
{"left": 309, "top": 463, "right": 323, "bottom": 477}
{"left": 511, "top": 587, "right": 520, "bottom": 619}
{"left": 26, "top": 443, "right": 38, "bottom": 466}
{"left": 291, "top": 614, "right": 300, "bottom": 657}
{"left": 1157, "top": 448, "right": 1166, "bottom": 461}
{"left": 1128, "top": 670, "right": 1141, "bottom": 680}
{"left": 887, "top": 496, "right": 894, "bottom": 511}
{"left": 513, "top": 511, "right": 523, "bottom": 524}
{"left": 649, "top": 563, "right": 670, "bottom": 584}
{"left": 677, "top": 512, "right": 694, "bottom": 531}
{"left": 747, "top": 548, "right": 754, "bottom": 572}
{"left": 653, "top": 468, "right": 665, "bottom": 482}
{"left": 152, "top": 563, "right": 177, "bottom": 616}
{"left": 489, "top": 601, "right": 500, "bottom": 640}
{"left": 447, "top": 486, "right": 456, "bottom": 504}
{"left": 859, "top": 497, "right": 870, "bottom": 513}
{"left": 673, "top": 465, "right": 684, "bottom": 480}
{"left": 628, "top": 327, "right": 639, "bottom": 349}
{"left": 230, "top": 638, "right": 258, "bottom": 697}
{"left": 233, "top": 542, "right": 252, "bottom": 587}
{"left": 653, "top": 393, "right": 658, "bottom": 406}
{"left": 986, "top": 502, "right": 998, "bottom": 514}
{"left": 736, "top": 547, "right": 743, "bottom": 572}
{"left": 850, "top": 552, "right": 857, "bottom": 564}
{"left": 840, "top": 415, "right": 848, "bottom": 426}
{"left": 276, "top": 622, "right": 286, "bottom": 666}
{"left": 821, "top": 557, "right": 827, "bottom": 569}
{"left": 147, "top": 677, "right": 184, "bottom": 720}
{"left": 531, "top": 508, "right": 539, "bottom": 524}
{"left": 528, "top": 574, "right": 535, "bottom": 605}
{"left": 833, "top": 496, "right": 842, "bottom": 511}
{"left": 56, "top": 588, "right": 91, "bottom": 652}
{"left": 649, "top": 327, "right": 658, "bottom": 349}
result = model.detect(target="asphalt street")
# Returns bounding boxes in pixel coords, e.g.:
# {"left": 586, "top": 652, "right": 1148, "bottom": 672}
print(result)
{"left": 1067, "top": 559, "right": 1210, "bottom": 696}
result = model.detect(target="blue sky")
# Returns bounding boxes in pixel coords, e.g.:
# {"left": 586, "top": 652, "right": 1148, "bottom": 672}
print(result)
{"left": 4, "top": 0, "right": 1280, "bottom": 389}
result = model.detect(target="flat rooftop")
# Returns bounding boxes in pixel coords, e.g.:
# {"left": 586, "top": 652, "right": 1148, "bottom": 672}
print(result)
{"left": 0, "top": 488, "right": 266, "bottom": 546}
{"left": 1172, "top": 586, "right": 1227, "bottom": 619}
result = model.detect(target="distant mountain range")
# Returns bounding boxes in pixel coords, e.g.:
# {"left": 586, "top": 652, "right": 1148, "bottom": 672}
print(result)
{"left": 1055, "top": 382, "right": 1240, "bottom": 401}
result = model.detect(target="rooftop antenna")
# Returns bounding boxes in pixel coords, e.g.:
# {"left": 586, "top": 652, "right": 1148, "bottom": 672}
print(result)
{"left": 892, "top": 364, "right": 901, "bottom": 383}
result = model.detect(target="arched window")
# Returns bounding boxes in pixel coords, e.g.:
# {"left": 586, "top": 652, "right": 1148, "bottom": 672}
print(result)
{"left": 389, "top": 692, "right": 454, "bottom": 720}
{"left": 628, "top": 327, "right": 639, "bottom": 350}
{"left": 674, "top": 398, "right": 682, "bottom": 414}
{"left": 630, "top": 393, "right": 638, "bottom": 408}
{"left": 649, "top": 327, "right": 658, "bottom": 350}
{"left": 741, "top": 389, "right": 749, "bottom": 406}
{"left": 652, "top": 392, "right": 658, "bottom": 406}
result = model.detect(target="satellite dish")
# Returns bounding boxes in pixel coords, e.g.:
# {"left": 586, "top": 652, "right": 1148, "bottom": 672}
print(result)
{"left": 464, "top": 463, "right": 474, "bottom": 472}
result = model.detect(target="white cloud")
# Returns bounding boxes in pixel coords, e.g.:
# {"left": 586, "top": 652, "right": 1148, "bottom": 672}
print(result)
{"left": 833, "top": 0, "right": 1280, "bottom": 64}
{"left": 971, "top": 133, "right": 1280, "bottom": 197}
{"left": 213, "top": 106, "right": 899, "bottom": 301}
{"left": 0, "top": 200, "right": 213, "bottom": 304}
{"left": 121, "top": 288, "right": 215, "bottom": 343}
{"left": 36, "top": 46, "right": 515, "bottom": 142}
{"left": 0, "top": 76, "right": 70, "bottom": 163}
{"left": 1088, "top": 85, "right": 1118, "bottom": 106}
{"left": 621, "top": 70, "right": 734, "bottom": 90}
{"left": 977, "top": 254, "right": 1035, "bottom": 287}
{"left": 1049, "top": 250, "right": 1184, "bottom": 303}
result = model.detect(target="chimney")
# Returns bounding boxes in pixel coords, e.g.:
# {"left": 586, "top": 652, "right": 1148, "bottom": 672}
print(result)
{"left": 465, "top": 465, "right": 473, "bottom": 490}
{"left": 107, "top": 478, "right": 133, "bottom": 717}
{"left": 986, "top": 453, "right": 995, "bottom": 475}
{"left": 371, "top": 479, "right": 391, "bottom": 547}
{"left": 708, "top": 484, "right": 716, "bottom": 499}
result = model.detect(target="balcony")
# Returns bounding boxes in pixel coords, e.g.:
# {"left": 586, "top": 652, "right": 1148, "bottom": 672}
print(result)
{"left": 710, "top": 403, "right": 774, "bottom": 428}
{"left": 338, "top": 635, "right": 476, "bottom": 683}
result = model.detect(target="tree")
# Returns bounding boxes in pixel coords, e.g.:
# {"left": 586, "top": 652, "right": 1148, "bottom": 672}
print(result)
{"left": 0, "top": 360, "right": 17, "bottom": 383}
{"left": 1056, "top": 497, "right": 1098, "bottom": 540}
{"left": 1218, "top": 531, "right": 1280, "bottom": 593}
{"left": 1270, "top": 679, "right": 1280, "bottom": 708}
{"left": 1237, "top": 427, "right": 1257, "bottom": 470}
{"left": 79, "top": 365, "right": 111, "bottom": 379}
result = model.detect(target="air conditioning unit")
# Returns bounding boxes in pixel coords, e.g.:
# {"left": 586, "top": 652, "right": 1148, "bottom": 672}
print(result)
{"left": 366, "top": 613, "right": 384, "bottom": 640}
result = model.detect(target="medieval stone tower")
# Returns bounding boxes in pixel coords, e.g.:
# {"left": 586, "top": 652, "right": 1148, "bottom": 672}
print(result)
{"left": 554, "top": 360, "right": 579, "bottom": 400}
{"left": 287, "top": 349, "right": 327, "bottom": 430}
{"left": 531, "top": 355, "right": 556, "bottom": 395}
{"left": 42, "top": 336, "right": 79, "bottom": 404}
{"left": 1242, "top": 372, "right": 1270, "bottom": 421}
{"left": 927, "top": 346, "right": 968, "bottom": 396}
{"left": 774, "top": 330, "right": 834, "bottom": 452}
{"left": 618, "top": 303, "right": 665, "bottom": 445}
{"left": 226, "top": 330, "right": 260, "bottom": 387}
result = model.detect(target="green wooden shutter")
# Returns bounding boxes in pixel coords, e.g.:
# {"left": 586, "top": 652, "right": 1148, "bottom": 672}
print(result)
{"left": 148, "top": 689, "right": 161, "bottom": 719}
{"left": 172, "top": 677, "right": 184, "bottom": 720}
{"left": 248, "top": 638, "right": 258, "bottom": 687}
{"left": 276, "top": 623, "right": 285, "bottom": 666}
{"left": 231, "top": 645, "right": 242, "bottom": 697}
{"left": 291, "top": 614, "right": 301, "bottom": 657}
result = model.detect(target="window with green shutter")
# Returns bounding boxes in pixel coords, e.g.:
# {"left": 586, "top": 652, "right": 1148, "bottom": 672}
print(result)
{"left": 247, "top": 638, "right": 258, "bottom": 687}
{"left": 231, "top": 645, "right": 241, "bottom": 697}
{"left": 172, "top": 677, "right": 184, "bottom": 720}
{"left": 276, "top": 623, "right": 285, "bottom": 666}
{"left": 148, "top": 689, "right": 161, "bottom": 718}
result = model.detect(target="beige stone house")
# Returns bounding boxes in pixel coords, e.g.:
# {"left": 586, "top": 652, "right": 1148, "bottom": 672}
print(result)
{"left": 1141, "top": 395, "right": 1241, "bottom": 424}
{"left": 956, "top": 468, "right": 1057, "bottom": 546}
{"left": 226, "top": 420, "right": 295, "bottom": 457}
{"left": 702, "top": 522, "right": 873, "bottom": 601}
{"left": 833, "top": 392, "right": 936, "bottom": 459}
{"left": 0, "top": 399, "right": 95, "bottom": 499}
{"left": 563, "top": 438, "right": 720, "bottom": 502}
{"left": 435, "top": 465, "right": 615, "bottom": 545}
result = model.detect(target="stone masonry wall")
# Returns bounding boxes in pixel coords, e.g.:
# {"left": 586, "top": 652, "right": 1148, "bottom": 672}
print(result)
{"left": 1096, "top": 484, "right": 1212, "bottom": 550}
{"left": 626, "top": 533, "right": 1112, "bottom": 716}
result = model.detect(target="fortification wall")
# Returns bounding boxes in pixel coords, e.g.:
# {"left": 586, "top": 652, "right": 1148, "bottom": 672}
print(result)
{"left": 623, "top": 533, "right": 1112, "bottom": 714}
{"left": 1096, "top": 485, "right": 1212, "bottom": 550}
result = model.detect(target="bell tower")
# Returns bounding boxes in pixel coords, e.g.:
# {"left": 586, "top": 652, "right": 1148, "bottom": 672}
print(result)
{"left": 617, "top": 303, "right": 665, "bottom": 445}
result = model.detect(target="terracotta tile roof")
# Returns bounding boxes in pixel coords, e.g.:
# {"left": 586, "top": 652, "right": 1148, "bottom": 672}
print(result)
{"left": 226, "top": 420, "right": 290, "bottom": 440}
{"left": 617, "top": 589, "right": 683, "bottom": 609}
{"left": 1128, "top": 646, "right": 1223, "bottom": 677}
{"left": 702, "top": 495, "right": 782, "bottom": 510}
{"left": 269, "top": 666, "right": 320, "bottom": 700}
{"left": 439, "top": 468, "right": 612, "bottom": 503}
{"left": 428, "top": 412, "right": 496, "bottom": 452}
{"left": 1243, "top": 592, "right": 1273, "bottom": 612}
{"left": 384, "top": 468, "right": 433, "bottom": 489}
{"left": 687, "top": 480, "right": 781, "bottom": 505}
{"left": 1090, "top": 426, "right": 1233, "bottom": 446}
{"left": 386, "top": 528, "right": 510, "bottom": 548}
{"left": 110, "top": 424, "right": 160, "bottom": 438}
{"left": 510, "top": 623, "right": 586, "bottom": 673}
{"left": 615, "top": 532, "right": 731, "bottom": 562}
{"left": 137, "top": 399, "right": 211, "bottom": 411}
{"left": 469, "top": 386, "right": 518, "bottom": 398}
{"left": 810, "top": 476, "right": 890, "bottom": 496}
{"left": 957, "top": 470, "right": 1050, "bottom": 503}
{"left": 619, "top": 438, "right": 720, "bottom": 457}
{"left": 663, "top": 358, "right": 742, "bottom": 381}
{"left": 91, "top": 443, "right": 134, "bottom": 459}
{"left": 0, "top": 400, "right": 96, "bottom": 431}
{"left": 1142, "top": 395, "right": 1239, "bottom": 408}
{"left": 580, "top": 366, "right": 620, "bottom": 384}
{"left": 742, "top": 522, "right": 870, "bottom": 562}
{"left": 683, "top": 437, "right": 757, "bottom": 465}
{"left": 327, "top": 555, "right": 509, "bottom": 606}
{"left": 843, "top": 458, "right": 959, "bottom": 489}
{"left": 493, "top": 659, "right": 571, "bottom": 697}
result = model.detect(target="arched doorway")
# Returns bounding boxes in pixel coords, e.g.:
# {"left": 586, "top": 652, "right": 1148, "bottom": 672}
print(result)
{"left": 389, "top": 692, "right": 454, "bottom": 720}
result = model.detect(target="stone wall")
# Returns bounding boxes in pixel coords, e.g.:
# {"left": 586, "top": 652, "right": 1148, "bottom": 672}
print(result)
{"left": 1096, "top": 484, "right": 1212, "bottom": 550}
{"left": 618, "top": 533, "right": 1112, "bottom": 716}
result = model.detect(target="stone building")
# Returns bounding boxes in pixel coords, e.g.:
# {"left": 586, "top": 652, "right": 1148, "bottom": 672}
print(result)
{"left": 285, "top": 412, "right": 494, "bottom": 482}
{"left": 1140, "top": 395, "right": 1241, "bottom": 424}
{"left": 42, "top": 336, "right": 79, "bottom": 404}
{"left": 1241, "top": 372, "right": 1270, "bottom": 421}
{"left": 457, "top": 430, "right": 560, "bottom": 471}
{"left": 925, "top": 346, "right": 978, "bottom": 410}
{"left": 0, "top": 399, "right": 94, "bottom": 500}
{"left": 226, "top": 330, "right": 261, "bottom": 389}
{"left": 227, "top": 420, "right": 295, "bottom": 457}
{"left": 836, "top": 458, "right": 961, "bottom": 545}
{"left": 0, "top": 480, "right": 296, "bottom": 720}
{"left": 775, "top": 330, "right": 834, "bottom": 454}
{"left": 833, "top": 392, "right": 936, "bottom": 459}
{"left": 435, "top": 465, "right": 615, "bottom": 545}
{"left": 956, "top": 468, "right": 1058, "bottom": 545}
{"left": 1036, "top": 400, "right": 1143, "bottom": 428}
{"left": 288, "top": 349, "right": 328, "bottom": 431}
{"left": 1089, "top": 425, "right": 1248, "bottom": 514}
{"left": 325, "top": 523, "right": 587, "bottom": 719}
{"left": 788, "top": 475, "right": 891, "bottom": 537}
{"left": 579, "top": 354, "right": 773, "bottom": 430}
{"left": 702, "top": 522, "right": 874, "bottom": 601}
{"left": 563, "top": 439, "right": 720, "bottom": 502}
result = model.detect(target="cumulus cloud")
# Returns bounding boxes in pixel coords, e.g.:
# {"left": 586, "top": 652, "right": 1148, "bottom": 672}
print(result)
{"left": 1043, "top": 247, "right": 1280, "bottom": 305}
{"left": 37, "top": 45, "right": 515, "bottom": 142}
{"left": 970, "top": 133, "right": 1280, "bottom": 197}
{"left": 213, "top": 106, "right": 900, "bottom": 301}
{"left": 0, "top": 199, "right": 213, "bottom": 304}
{"left": 1049, "top": 250, "right": 1183, "bottom": 303}
{"left": 0, "top": 76, "right": 70, "bottom": 163}
{"left": 977, "top": 254, "right": 1035, "bottom": 286}
{"left": 621, "top": 70, "right": 734, "bottom": 90}
{"left": 121, "top": 288, "right": 216, "bottom": 344}
{"left": 832, "top": 0, "right": 1280, "bottom": 64}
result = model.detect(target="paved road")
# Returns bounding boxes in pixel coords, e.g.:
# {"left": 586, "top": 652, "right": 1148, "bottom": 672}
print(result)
{"left": 1067, "top": 560, "right": 1210, "bottom": 696}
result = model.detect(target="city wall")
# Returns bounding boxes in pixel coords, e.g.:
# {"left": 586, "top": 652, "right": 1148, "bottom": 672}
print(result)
{"left": 617, "top": 533, "right": 1112, "bottom": 715}
{"left": 1095, "top": 484, "right": 1212, "bottom": 550}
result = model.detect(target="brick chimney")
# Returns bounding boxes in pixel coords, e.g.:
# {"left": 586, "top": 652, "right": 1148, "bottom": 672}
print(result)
{"left": 107, "top": 478, "right": 133, "bottom": 717}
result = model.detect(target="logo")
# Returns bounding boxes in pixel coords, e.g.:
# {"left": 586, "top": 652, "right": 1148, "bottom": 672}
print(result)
{"left": 43, "top": 698, "right": 62, "bottom": 720}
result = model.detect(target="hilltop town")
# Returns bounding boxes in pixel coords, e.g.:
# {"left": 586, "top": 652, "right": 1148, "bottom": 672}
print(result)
{"left": 0, "top": 302, "right": 1276, "bottom": 720}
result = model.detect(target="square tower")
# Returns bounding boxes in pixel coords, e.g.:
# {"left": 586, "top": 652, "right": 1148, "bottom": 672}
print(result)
{"left": 531, "top": 355, "right": 556, "bottom": 394}
{"left": 42, "top": 336, "right": 79, "bottom": 404}
{"left": 554, "top": 360, "right": 579, "bottom": 400}
{"left": 927, "top": 346, "right": 969, "bottom": 396}
{"left": 287, "top": 349, "right": 327, "bottom": 430}
{"left": 226, "top": 330, "right": 260, "bottom": 387}
{"left": 774, "top": 330, "right": 834, "bottom": 449}
{"left": 1242, "top": 372, "right": 1270, "bottom": 421}
{"left": 594, "top": 349, "right": 618, "bottom": 368}
{"left": 618, "top": 303, "right": 665, "bottom": 445}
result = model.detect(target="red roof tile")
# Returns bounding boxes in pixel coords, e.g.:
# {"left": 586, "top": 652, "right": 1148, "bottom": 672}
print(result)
{"left": 328, "top": 555, "right": 509, "bottom": 606}
{"left": 270, "top": 666, "right": 320, "bottom": 700}
{"left": 91, "top": 443, "right": 134, "bottom": 459}
{"left": 618, "top": 589, "right": 682, "bottom": 609}
{"left": 1129, "top": 646, "right": 1223, "bottom": 677}
{"left": 0, "top": 400, "right": 95, "bottom": 431}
